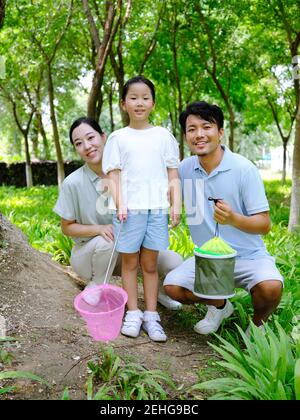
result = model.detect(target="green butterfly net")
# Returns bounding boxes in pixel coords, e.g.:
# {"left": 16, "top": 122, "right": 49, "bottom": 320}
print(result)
{"left": 194, "top": 198, "right": 237, "bottom": 299}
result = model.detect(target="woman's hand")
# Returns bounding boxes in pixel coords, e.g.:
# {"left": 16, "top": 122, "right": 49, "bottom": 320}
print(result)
{"left": 98, "top": 224, "right": 114, "bottom": 242}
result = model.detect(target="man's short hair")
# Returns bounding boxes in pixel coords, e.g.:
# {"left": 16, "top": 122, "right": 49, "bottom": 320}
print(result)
{"left": 179, "top": 101, "right": 224, "bottom": 133}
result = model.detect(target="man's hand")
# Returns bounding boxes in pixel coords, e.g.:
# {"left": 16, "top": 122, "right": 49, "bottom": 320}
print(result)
{"left": 98, "top": 224, "right": 114, "bottom": 242}
{"left": 213, "top": 201, "right": 271, "bottom": 234}
{"left": 214, "top": 200, "right": 235, "bottom": 225}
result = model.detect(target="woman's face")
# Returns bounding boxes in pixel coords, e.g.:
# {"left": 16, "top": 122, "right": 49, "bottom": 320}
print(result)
{"left": 72, "top": 123, "right": 106, "bottom": 165}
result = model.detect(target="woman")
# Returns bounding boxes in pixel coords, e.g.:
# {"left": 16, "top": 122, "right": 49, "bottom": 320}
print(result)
{"left": 53, "top": 117, "right": 183, "bottom": 309}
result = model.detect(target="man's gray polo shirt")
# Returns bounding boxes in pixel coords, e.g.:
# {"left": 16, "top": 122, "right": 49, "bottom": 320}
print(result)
{"left": 53, "top": 164, "right": 112, "bottom": 245}
{"left": 179, "top": 146, "right": 270, "bottom": 259}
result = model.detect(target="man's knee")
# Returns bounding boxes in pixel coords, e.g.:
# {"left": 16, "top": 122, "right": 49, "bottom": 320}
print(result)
{"left": 164, "top": 285, "right": 185, "bottom": 301}
{"left": 158, "top": 250, "right": 184, "bottom": 275}
{"left": 251, "top": 280, "right": 283, "bottom": 304}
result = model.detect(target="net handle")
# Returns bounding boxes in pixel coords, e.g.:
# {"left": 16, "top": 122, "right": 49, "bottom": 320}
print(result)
{"left": 103, "top": 219, "right": 123, "bottom": 285}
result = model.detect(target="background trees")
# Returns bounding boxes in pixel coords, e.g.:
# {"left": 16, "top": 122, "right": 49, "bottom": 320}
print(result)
{"left": 0, "top": 0, "right": 299, "bottom": 229}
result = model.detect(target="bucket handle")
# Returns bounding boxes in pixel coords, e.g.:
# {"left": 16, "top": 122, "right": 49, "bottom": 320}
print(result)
{"left": 208, "top": 197, "right": 223, "bottom": 237}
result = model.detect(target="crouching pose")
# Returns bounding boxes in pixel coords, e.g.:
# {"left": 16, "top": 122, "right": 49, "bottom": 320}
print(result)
{"left": 164, "top": 101, "right": 283, "bottom": 336}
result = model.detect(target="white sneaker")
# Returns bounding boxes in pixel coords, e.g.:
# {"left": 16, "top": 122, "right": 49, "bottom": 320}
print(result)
{"left": 143, "top": 311, "right": 167, "bottom": 342}
{"left": 83, "top": 283, "right": 102, "bottom": 306}
{"left": 158, "top": 291, "right": 182, "bottom": 311}
{"left": 194, "top": 300, "right": 234, "bottom": 335}
{"left": 121, "top": 309, "right": 144, "bottom": 338}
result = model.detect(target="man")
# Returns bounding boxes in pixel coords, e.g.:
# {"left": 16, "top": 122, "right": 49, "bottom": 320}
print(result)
{"left": 164, "top": 101, "right": 283, "bottom": 335}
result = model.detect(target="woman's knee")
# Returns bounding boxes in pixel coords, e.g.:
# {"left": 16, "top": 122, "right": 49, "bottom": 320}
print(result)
{"left": 94, "top": 235, "right": 115, "bottom": 253}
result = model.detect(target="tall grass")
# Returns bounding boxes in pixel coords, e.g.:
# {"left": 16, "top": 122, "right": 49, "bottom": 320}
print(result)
{"left": 0, "top": 186, "right": 72, "bottom": 265}
{"left": 192, "top": 322, "right": 300, "bottom": 400}
{"left": 62, "top": 347, "right": 176, "bottom": 400}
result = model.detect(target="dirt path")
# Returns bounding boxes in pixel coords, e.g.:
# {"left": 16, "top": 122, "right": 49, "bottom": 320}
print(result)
{"left": 0, "top": 216, "right": 213, "bottom": 400}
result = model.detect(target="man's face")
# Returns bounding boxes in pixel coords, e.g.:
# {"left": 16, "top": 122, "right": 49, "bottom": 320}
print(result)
{"left": 185, "top": 115, "right": 224, "bottom": 157}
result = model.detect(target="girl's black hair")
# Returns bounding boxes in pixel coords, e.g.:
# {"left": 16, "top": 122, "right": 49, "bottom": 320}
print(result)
{"left": 69, "top": 117, "right": 104, "bottom": 145}
{"left": 179, "top": 101, "right": 224, "bottom": 133}
{"left": 121, "top": 75, "right": 156, "bottom": 102}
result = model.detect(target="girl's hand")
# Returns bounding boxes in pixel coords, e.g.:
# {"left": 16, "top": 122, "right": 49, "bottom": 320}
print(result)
{"left": 170, "top": 206, "right": 181, "bottom": 228}
{"left": 98, "top": 224, "right": 114, "bottom": 242}
{"left": 117, "top": 206, "right": 128, "bottom": 222}
{"left": 214, "top": 200, "right": 235, "bottom": 225}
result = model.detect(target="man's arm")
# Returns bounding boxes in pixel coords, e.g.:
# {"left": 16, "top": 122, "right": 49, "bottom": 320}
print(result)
{"left": 214, "top": 201, "right": 271, "bottom": 235}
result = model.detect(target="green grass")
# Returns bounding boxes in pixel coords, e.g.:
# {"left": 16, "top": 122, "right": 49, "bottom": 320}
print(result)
{"left": 0, "top": 186, "right": 72, "bottom": 265}
{"left": 62, "top": 346, "right": 177, "bottom": 400}
{"left": 192, "top": 322, "right": 300, "bottom": 400}
{"left": 0, "top": 337, "right": 49, "bottom": 396}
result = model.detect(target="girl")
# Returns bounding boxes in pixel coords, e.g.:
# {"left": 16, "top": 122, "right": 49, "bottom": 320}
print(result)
{"left": 54, "top": 116, "right": 183, "bottom": 308}
{"left": 102, "top": 76, "right": 181, "bottom": 342}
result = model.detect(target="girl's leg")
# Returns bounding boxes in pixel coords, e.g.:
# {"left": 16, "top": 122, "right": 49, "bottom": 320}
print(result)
{"left": 140, "top": 247, "right": 167, "bottom": 342}
{"left": 121, "top": 252, "right": 140, "bottom": 310}
{"left": 139, "top": 247, "right": 159, "bottom": 312}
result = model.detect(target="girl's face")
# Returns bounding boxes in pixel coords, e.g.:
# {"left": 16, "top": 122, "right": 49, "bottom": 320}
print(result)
{"left": 121, "top": 82, "right": 155, "bottom": 124}
{"left": 72, "top": 123, "right": 106, "bottom": 165}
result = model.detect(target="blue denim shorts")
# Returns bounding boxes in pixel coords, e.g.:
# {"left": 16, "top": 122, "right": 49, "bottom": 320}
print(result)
{"left": 113, "top": 210, "right": 169, "bottom": 253}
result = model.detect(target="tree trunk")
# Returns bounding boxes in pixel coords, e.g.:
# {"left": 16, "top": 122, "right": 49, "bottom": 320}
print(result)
{"left": 31, "top": 115, "right": 39, "bottom": 159}
{"left": 212, "top": 73, "right": 235, "bottom": 152}
{"left": 110, "top": 48, "right": 127, "bottom": 125}
{"left": 87, "top": 70, "right": 103, "bottom": 120}
{"left": 47, "top": 64, "right": 65, "bottom": 187}
{"left": 288, "top": 102, "right": 300, "bottom": 232}
{"left": 37, "top": 111, "right": 50, "bottom": 159}
{"left": 282, "top": 139, "right": 288, "bottom": 184}
{"left": 108, "top": 84, "right": 115, "bottom": 133}
{"left": 24, "top": 134, "right": 33, "bottom": 187}
{"left": 0, "top": 0, "right": 5, "bottom": 29}
{"left": 83, "top": 0, "right": 120, "bottom": 120}
{"left": 228, "top": 111, "right": 235, "bottom": 153}
{"left": 172, "top": 17, "right": 184, "bottom": 160}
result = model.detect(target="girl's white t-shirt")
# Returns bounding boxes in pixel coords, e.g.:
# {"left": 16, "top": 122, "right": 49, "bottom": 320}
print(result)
{"left": 102, "top": 126, "right": 179, "bottom": 210}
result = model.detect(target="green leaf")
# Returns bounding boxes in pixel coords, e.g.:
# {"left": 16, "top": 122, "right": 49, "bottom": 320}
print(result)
{"left": 61, "top": 387, "right": 70, "bottom": 400}
{"left": 0, "top": 370, "right": 48, "bottom": 386}
{"left": 0, "top": 386, "right": 16, "bottom": 395}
